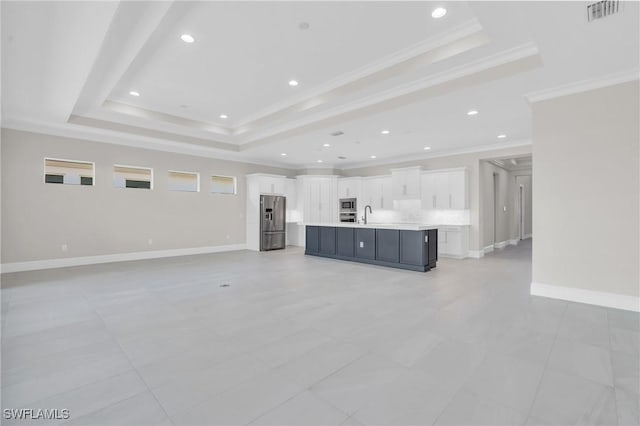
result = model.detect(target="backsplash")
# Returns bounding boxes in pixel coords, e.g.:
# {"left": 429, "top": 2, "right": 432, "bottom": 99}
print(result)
{"left": 365, "top": 199, "right": 470, "bottom": 225}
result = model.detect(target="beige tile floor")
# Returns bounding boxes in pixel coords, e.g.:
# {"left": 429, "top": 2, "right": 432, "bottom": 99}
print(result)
{"left": 1, "top": 240, "right": 638, "bottom": 425}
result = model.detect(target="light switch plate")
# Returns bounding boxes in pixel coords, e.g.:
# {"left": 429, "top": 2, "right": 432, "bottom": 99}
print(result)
{"left": 359, "top": 241, "right": 364, "bottom": 248}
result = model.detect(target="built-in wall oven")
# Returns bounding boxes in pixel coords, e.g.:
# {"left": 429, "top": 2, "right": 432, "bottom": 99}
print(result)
{"left": 339, "top": 198, "right": 357, "bottom": 223}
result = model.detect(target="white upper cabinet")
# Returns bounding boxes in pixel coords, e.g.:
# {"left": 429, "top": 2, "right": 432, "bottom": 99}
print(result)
{"left": 448, "top": 170, "right": 467, "bottom": 209}
{"left": 337, "top": 177, "right": 361, "bottom": 199}
{"left": 258, "top": 176, "right": 285, "bottom": 195}
{"left": 362, "top": 176, "right": 393, "bottom": 210}
{"left": 391, "top": 167, "right": 421, "bottom": 200}
{"left": 298, "top": 176, "right": 338, "bottom": 223}
{"left": 421, "top": 168, "right": 468, "bottom": 210}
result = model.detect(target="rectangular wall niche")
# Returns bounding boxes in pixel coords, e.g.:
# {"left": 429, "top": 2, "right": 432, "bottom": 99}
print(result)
{"left": 44, "top": 158, "right": 94, "bottom": 186}
{"left": 113, "top": 165, "right": 153, "bottom": 189}
{"left": 211, "top": 175, "right": 236, "bottom": 194}
{"left": 168, "top": 170, "right": 199, "bottom": 192}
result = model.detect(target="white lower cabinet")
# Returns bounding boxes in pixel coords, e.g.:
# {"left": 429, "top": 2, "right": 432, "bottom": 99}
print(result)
{"left": 438, "top": 226, "right": 469, "bottom": 258}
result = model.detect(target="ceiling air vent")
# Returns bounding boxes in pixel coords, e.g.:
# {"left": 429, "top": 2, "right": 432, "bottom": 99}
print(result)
{"left": 330, "top": 131, "right": 344, "bottom": 137}
{"left": 587, "top": 0, "right": 620, "bottom": 22}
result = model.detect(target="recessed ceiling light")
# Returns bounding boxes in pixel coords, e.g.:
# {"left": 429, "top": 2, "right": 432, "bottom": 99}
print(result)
{"left": 323, "top": 143, "right": 331, "bottom": 147}
{"left": 280, "top": 153, "right": 287, "bottom": 156}
{"left": 424, "top": 146, "right": 431, "bottom": 150}
{"left": 317, "top": 159, "right": 323, "bottom": 163}
{"left": 497, "top": 134, "right": 507, "bottom": 139}
{"left": 431, "top": 7, "right": 447, "bottom": 19}
{"left": 298, "top": 22, "right": 310, "bottom": 30}
{"left": 381, "top": 130, "right": 390, "bottom": 135}
{"left": 180, "top": 34, "right": 195, "bottom": 43}
{"left": 219, "top": 114, "right": 228, "bottom": 119}
{"left": 467, "top": 110, "right": 479, "bottom": 116}
{"left": 129, "top": 91, "right": 140, "bottom": 97}
{"left": 288, "top": 80, "right": 299, "bottom": 87}
{"left": 370, "top": 155, "right": 377, "bottom": 159}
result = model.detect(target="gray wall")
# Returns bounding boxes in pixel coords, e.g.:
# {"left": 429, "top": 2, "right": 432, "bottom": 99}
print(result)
{"left": 532, "top": 80, "right": 639, "bottom": 299}
{"left": 1, "top": 129, "right": 295, "bottom": 263}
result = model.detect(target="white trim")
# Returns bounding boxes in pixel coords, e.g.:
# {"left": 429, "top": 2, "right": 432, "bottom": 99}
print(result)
{"left": 439, "top": 253, "right": 467, "bottom": 260}
{"left": 467, "top": 250, "right": 484, "bottom": 259}
{"left": 239, "top": 43, "right": 539, "bottom": 145}
{"left": 1, "top": 244, "right": 247, "bottom": 273}
{"left": 525, "top": 69, "right": 639, "bottom": 103}
{"left": 508, "top": 239, "right": 519, "bottom": 246}
{"left": 340, "top": 139, "right": 532, "bottom": 170}
{"left": 483, "top": 245, "right": 494, "bottom": 254}
{"left": 422, "top": 166, "right": 469, "bottom": 175}
{"left": 1, "top": 118, "right": 292, "bottom": 170}
{"left": 523, "top": 233, "right": 532, "bottom": 240}
{"left": 234, "top": 19, "right": 485, "bottom": 128}
{"left": 531, "top": 282, "right": 640, "bottom": 313}
{"left": 494, "top": 240, "right": 509, "bottom": 249}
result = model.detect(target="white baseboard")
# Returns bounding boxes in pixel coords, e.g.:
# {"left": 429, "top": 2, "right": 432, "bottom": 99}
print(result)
{"left": 531, "top": 282, "right": 640, "bottom": 312}
{"left": 467, "top": 250, "right": 484, "bottom": 259}
{"left": 1, "top": 244, "right": 247, "bottom": 273}
{"left": 523, "top": 233, "right": 532, "bottom": 240}
{"left": 508, "top": 239, "right": 519, "bottom": 246}
{"left": 494, "top": 240, "right": 509, "bottom": 250}
{"left": 439, "top": 253, "right": 467, "bottom": 260}
{"left": 483, "top": 245, "right": 494, "bottom": 254}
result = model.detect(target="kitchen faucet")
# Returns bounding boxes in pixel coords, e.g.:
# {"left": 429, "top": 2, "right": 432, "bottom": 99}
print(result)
{"left": 363, "top": 205, "right": 372, "bottom": 224}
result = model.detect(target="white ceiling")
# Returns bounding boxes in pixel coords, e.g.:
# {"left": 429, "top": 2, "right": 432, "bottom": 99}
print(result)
{"left": 2, "top": 1, "right": 639, "bottom": 169}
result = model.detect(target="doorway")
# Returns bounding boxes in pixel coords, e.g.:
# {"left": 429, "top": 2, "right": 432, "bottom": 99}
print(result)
{"left": 493, "top": 172, "right": 499, "bottom": 246}
{"left": 519, "top": 184, "right": 525, "bottom": 240}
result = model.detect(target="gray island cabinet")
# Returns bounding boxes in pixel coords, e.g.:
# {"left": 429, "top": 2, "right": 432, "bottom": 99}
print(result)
{"left": 305, "top": 224, "right": 438, "bottom": 272}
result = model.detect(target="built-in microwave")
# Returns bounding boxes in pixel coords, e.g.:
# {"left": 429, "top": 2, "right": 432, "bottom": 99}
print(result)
{"left": 340, "top": 198, "right": 356, "bottom": 210}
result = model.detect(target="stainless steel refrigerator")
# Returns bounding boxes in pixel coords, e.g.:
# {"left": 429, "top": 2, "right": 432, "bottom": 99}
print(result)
{"left": 260, "top": 195, "right": 286, "bottom": 251}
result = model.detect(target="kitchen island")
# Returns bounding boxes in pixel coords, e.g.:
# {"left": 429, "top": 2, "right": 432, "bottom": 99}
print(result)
{"left": 303, "top": 223, "right": 438, "bottom": 272}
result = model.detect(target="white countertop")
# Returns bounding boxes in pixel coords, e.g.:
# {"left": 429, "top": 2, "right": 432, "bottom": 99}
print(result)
{"left": 299, "top": 222, "right": 440, "bottom": 231}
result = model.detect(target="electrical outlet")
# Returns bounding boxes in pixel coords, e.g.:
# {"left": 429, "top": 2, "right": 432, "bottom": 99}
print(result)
{"left": 226, "top": 235, "right": 230, "bottom": 240}
{"left": 148, "top": 238, "right": 153, "bottom": 245}
{"left": 61, "top": 244, "right": 68, "bottom": 252}
{"left": 359, "top": 241, "right": 364, "bottom": 248}
{"left": 503, "top": 206, "right": 507, "bottom": 212}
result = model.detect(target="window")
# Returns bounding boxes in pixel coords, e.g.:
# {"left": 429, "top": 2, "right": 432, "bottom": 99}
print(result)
{"left": 211, "top": 175, "right": 236, "bottom": 194}
{"left": 168, "top": 170, "right": 199, "bottom": 192}
{"left": 113, "top": 165, "right": 153, "bottom": 189}
{"left": 44, "top": 158, "right": 95, "bottom": 186}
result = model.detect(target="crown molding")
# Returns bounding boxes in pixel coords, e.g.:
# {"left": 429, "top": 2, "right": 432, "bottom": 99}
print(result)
{"left": 1, "top": 116, "right": 292, "bottom": 170}
{"left": 1, "top": 116, "right": 533, "bottom": 174}
{"left": 102, "top": 100, "right": 232, "bottom": 136}
{"left": 336, "top": 139, "right": 532, "bottom": 170}
{"left": 524, "top": 68, "right": 640, "bottom": 103}
{"left": 233, "top": 19, "right": 485, "bottom": 129}
{"left": 238, "top": 42, "right": 541, "bottom": 147}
